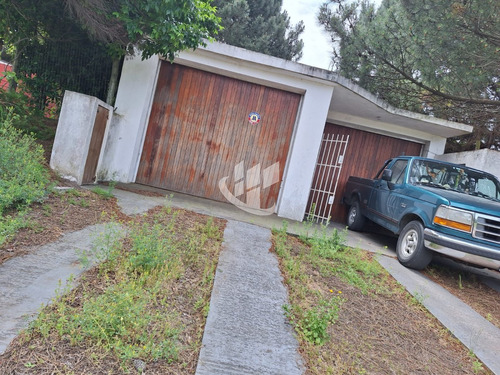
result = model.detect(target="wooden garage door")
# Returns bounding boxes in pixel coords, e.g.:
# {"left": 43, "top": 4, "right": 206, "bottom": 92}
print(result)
{"left": 137, "top": 62, "right": 301, "bottom": 208}
{"left": 307, "top": 123, "right": 423, "bottom": 223}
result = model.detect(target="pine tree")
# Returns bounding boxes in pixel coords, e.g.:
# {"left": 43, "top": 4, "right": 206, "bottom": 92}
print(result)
{"left": 318, "top": 0, "right": 500, "bottom": 151}
{"left": 213, "top": 0, "right": 304, "bottom": 61}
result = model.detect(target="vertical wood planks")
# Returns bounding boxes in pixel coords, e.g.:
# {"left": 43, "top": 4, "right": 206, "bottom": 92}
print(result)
{"left": 136, "top": 62, "right": 301, "bottom": 209}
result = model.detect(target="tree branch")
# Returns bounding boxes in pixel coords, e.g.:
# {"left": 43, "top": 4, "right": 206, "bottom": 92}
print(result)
{"left": 374, "top": 50, "right": 500, "bottom": 106}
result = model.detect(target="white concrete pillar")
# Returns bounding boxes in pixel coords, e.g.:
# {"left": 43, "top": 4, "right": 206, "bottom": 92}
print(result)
{"left": 277, "top": 85, "right": 334, "bottom": 221}
{"left": 98, "top": 53, "right": 160, "bottom": 182}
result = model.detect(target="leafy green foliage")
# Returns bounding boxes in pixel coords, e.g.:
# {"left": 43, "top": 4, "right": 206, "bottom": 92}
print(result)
{"left": 0, "top": 109, "right": 49, "bottom": 216}
{"left": 0, "top": 77, "right": 53, "bottom": 139}
{"left": 1, "top": 0, "right": 221, "bottom": 109}
{"left": 318, "top": 0, "right": 500, "bottom": 151}
{"left": 0, "top": 211, "right": 28, "bottom": 247}
{"left": 112, "top": 0, "right": 222, "bottom": 61}
{"left": 0, "top": 107, "right": 49, "bottom": 245}
{"left": 213, "top": 0, "right": 304, "bottom": 61}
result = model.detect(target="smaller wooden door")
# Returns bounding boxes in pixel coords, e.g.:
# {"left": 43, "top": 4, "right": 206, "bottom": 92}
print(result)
{"left": 82, "top": 105, "right": 109, "bottom": 184}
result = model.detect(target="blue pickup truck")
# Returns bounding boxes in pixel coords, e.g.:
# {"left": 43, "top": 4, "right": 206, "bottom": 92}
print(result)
{"left": 343, "top": 156, "right": 500, "bottom": 270}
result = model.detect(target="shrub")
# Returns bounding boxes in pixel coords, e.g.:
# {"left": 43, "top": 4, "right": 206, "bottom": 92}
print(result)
{"left": 0, "top": 109, "right": 49, "bottom": 215}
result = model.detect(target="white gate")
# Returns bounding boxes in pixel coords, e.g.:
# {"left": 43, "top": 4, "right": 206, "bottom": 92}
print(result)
{"left": 307, "top": 133, "right": 349, "bottom": 223}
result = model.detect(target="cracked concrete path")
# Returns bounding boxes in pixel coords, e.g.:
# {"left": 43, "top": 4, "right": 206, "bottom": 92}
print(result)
{"left": 195, "top": 220, "right": 304, "bottom": 375}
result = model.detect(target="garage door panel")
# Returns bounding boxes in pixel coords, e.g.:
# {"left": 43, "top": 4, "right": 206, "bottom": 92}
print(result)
{"left": 137, "top": 62, "right": 300, "bottom": 206}
{"left": 307, "top": 123, "right": 423, "bottom": 223}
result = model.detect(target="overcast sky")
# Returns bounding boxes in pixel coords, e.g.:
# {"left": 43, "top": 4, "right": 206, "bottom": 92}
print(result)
{"left": 282, "top": 0, "right": 332, "bottom": 69}
{"left": 282, "top": 0, "right": 382, "bottom": 70}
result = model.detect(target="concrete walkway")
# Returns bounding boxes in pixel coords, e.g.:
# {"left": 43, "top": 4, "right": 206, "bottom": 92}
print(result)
{"left": 1, "top": 185, "right": 499, "bottom": 374}
{"left": 195, "top": 221, "right": 303, "bottom": 375}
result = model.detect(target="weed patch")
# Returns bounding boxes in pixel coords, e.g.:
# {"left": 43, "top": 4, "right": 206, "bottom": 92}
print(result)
{"left": 273, "top": 222, "right": 490, "bottom": 374}
{"left": 0, "top": 110, "right": 50, "bottom": 246}
{"left": 1, "top": 207, "right": 226, "bottom": 374}
{"left": 91, "top": 181, "right": 116, "bottom": 199}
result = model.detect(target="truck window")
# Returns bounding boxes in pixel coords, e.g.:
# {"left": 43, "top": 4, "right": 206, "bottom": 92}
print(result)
{"left": 390, "top": 160, "right": 408, "bottom": 184}
{"left": 374, "top": 159, "right": 392, "bottom": 179}
{"left": 477, "top": 178, "right": 498, "bottom": 198}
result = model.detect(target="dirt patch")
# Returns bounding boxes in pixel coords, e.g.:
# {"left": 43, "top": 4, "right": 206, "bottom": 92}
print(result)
{"left": 0, "top": 207, "right": 226, "bottom": 374}
{"left": 274, "top": 234, "right": 492, "bottom": 375}
{"left": 0, "top": 187, "right": 128, "bottom": 266}
{"left": 423, "top": 263, "right": 500, "bottom": 330}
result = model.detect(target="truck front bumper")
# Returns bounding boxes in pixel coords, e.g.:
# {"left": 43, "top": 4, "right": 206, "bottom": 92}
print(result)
{"left": 424, "top": 228, "right": 500, "bottom": 270}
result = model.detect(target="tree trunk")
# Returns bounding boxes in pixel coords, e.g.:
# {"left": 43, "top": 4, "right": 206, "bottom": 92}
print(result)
{"left": 7, "top": 51, "right": 19, "bottom": 93}
{"left": 106, "top": 57, "right": 122, "bottom": 106}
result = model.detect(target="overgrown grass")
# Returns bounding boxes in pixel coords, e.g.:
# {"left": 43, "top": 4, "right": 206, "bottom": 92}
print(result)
{"left": 15, "top": 207, "right": 224, "bottom": 372}
{"left": 273, "top": 221, "right": 488, "bottom": 374}
{"left": 274, "top": 221, "right": 385, "bottom": 346}
{"left": 0, "top": 109, "right": 51, "bottom": 246}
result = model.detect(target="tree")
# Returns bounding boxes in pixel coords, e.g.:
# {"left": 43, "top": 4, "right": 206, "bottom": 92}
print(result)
{"left": 0, "top": 0, "right": 221, "bottom": 106}
{"left": 212, "top": 0, "right": 304, "bottom": 61}
{"left": 318, "top": 0, "right": 500, "bottom": 151}
{"left": 0, "top": 0, "right": 111, "bottom": 110}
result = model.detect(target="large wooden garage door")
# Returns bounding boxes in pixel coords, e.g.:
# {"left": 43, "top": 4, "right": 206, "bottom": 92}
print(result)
{"left": 137, "top": 62, "right": 301, "bottom": 209}
{"left": 307, "top": 123, "right": 423, "bottom": 223}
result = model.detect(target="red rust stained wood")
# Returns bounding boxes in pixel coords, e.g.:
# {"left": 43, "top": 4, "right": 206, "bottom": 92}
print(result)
{"left": 82, "top": 105, "right": 109, "bottom": 184}
{"left": 137, "top": 62, "right": 301, "bottom": 206}
{"left": 309, "top": 123, "right": 423, "bottom": 223}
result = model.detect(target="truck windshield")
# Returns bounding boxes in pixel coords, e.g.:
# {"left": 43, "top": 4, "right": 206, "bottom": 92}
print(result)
{"left": 409, "top": 159, "right": 500, "bottom": 202}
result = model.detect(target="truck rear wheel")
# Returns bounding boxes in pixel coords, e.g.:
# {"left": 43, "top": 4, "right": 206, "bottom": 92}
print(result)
{"left": 347, "top": 201, "right": 365, "bottom": 231}
{"left": 396, "top": 221, "right": 432, "bottom": 270}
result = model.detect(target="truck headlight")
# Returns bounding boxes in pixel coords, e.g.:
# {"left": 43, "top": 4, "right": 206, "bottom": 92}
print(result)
{"left": 433, "top": 205, "right": 473, "bottom": 233}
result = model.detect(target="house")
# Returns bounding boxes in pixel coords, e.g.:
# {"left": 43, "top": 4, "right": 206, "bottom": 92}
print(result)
{"left": 50, "top": 42, "right": 472, "bottom": 223}
{"left": 0, "top": 61, "right": 13, "bottom": 90}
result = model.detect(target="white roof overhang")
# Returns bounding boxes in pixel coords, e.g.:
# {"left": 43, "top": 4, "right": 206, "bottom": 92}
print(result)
{"left": 174, "top": 42, "right": 472, "bottom": 141}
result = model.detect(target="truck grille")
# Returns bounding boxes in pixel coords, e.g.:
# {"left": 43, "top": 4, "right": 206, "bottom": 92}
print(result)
{"left": 474, "top": 214, "right": 500, "bottom": 245}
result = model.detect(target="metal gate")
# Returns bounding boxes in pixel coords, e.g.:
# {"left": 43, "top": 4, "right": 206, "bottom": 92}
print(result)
{"left": 306, "top": 133, "right": 349, "bottom": 222}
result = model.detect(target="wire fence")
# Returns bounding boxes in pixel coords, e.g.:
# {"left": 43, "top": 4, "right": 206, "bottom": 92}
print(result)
{"left": 16, "top": 37, "right": 114, "bottom": 112}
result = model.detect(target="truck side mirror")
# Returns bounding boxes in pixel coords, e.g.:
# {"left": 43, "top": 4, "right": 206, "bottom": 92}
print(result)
{"left": 382, "top": 169, "right": 393, "bottom": 182}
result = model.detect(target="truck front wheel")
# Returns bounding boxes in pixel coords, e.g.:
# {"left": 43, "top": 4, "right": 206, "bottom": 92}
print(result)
{"left": 347, "top": 201, "right": 366, "bottom": 231}
{"left": 396, "top": 221, "right": 432, "bottom": 270}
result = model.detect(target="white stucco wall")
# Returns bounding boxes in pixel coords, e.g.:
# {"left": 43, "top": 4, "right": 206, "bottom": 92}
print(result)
{"left": 50, "top": 91, "right": 112, "bottom": 184}
{"left": 436, "top": 149, "right": 500, "bottom": 178}
{"left": 422, "top": 137, "right": 447, "bottom": 158}
{"left": 102, "top": 43, "right": 470, "bottom": 222}
{"left": 277, "top": 85, "right": 334, "bottom": 220}
{"left": 98, "top": 54, "right": 160, "bottom": 182}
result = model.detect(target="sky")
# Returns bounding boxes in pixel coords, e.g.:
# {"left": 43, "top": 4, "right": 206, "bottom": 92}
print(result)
{"left": 282, "top": 0, "right": 382, "bottom": 70}
{"left": 282, "top": 0, "right": 333, "bottom": 69}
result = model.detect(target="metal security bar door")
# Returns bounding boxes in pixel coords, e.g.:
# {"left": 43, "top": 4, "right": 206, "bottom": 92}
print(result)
{"left": 307, "top": 133, "right": 349, "bottom": 222}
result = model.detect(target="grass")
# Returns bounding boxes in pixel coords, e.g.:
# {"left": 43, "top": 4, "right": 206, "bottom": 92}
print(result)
{"left": 91, "top": 181, "right": 116, "bottom": 199}
{"left": 3, "top": 206, "right": 225, "bottom": 373}
{"left": 274, "top": 222, "right": 386, "bottom": 347}
{"left": 272, "top": 221, "right": 489, "bottom": 374}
